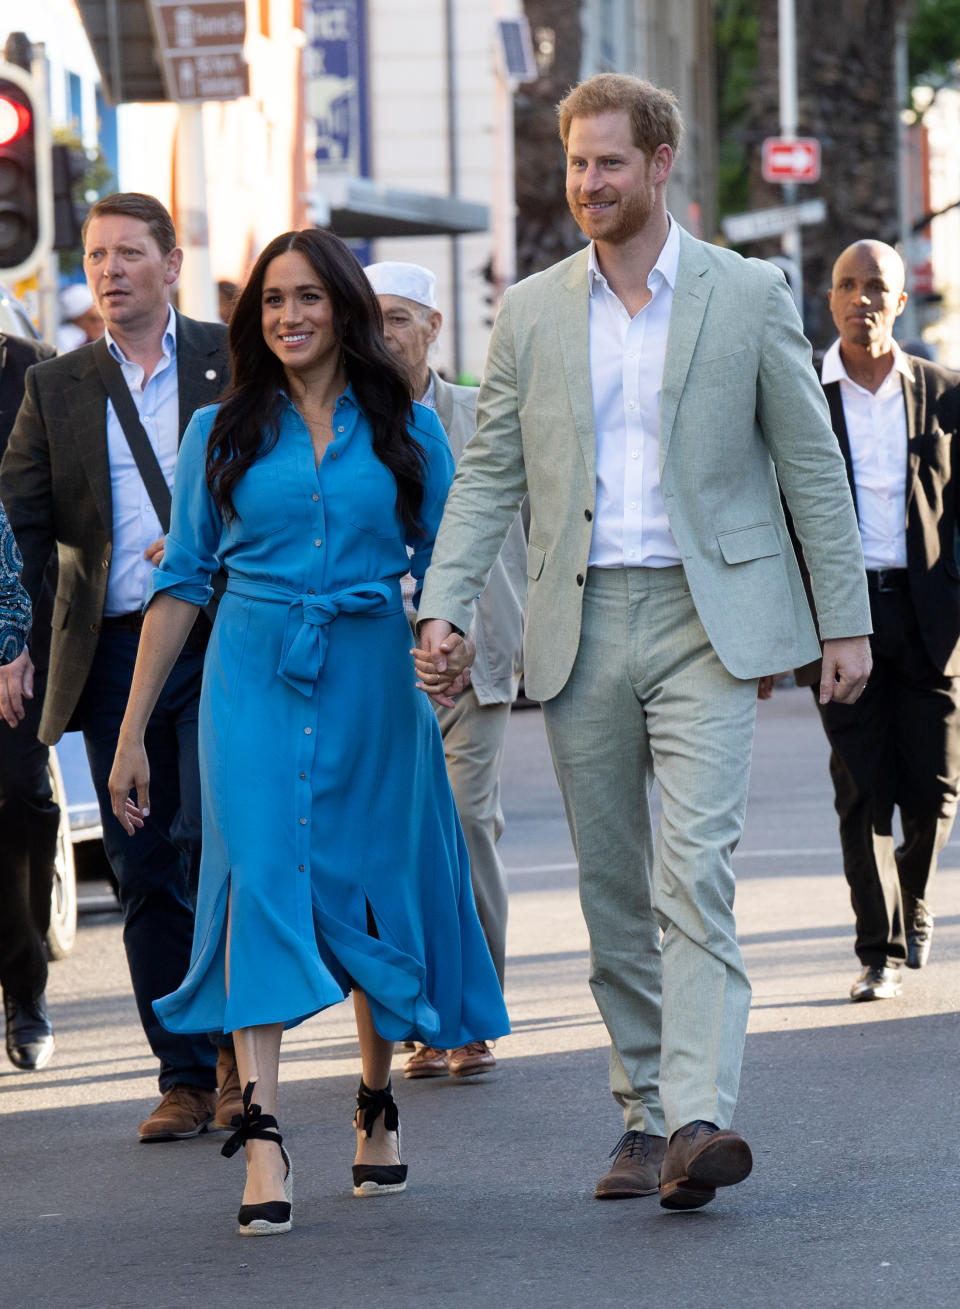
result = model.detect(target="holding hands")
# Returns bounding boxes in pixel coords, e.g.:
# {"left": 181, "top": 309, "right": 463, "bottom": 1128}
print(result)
{"left": 412, "top": 619, "right": 475, "bottom": 707}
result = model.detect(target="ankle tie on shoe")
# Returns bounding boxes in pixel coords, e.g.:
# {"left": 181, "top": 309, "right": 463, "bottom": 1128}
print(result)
{"left": 221, "top": 1081, "right": 283, "bottom": 1159}
{"left": 355, "top": 1079, "right": 399, "bottom": 1137}
{"left": 608, "top": 1129, "right": 652, "bottom": 1161}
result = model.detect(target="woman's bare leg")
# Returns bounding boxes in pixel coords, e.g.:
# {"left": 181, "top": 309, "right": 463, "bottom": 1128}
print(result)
{"left": 352, "top": 989, "right": 400, "bottom": 1166}
{"left": 225, "top": 893, "right": 286, "bottom": 1203}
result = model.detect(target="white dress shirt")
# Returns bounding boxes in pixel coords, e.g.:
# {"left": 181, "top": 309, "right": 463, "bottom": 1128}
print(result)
{"left": 103, "top": 304, "right": 180, "bottom": 615}
{"left": 587, "top": 216, "right": 681, "bottom": 568}
{"left": 821, "top": 338, "right": 912, "bottom": 571}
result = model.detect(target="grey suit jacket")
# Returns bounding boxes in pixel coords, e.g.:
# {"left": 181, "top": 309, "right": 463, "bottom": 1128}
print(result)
{"left": 420, "top": 229, "right": 871, "bottom": 702}
{"left": 432, "top": 371, "right": 525, "bottom": 704}
{"left": 0, "top": 312, "right": 229, "bottom": 742}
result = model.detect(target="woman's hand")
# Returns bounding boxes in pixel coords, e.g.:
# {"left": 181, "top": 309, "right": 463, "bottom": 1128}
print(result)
{"left": 411, "top": 625, "right": 475, "bottom": 708}
{"left": 108, "top": 738, "right": 151, "bottom": 836}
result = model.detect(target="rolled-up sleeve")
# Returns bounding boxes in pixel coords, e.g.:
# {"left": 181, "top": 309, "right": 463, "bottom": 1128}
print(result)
{"left": 146, "top": 408, "right": 223, "bottom": 610}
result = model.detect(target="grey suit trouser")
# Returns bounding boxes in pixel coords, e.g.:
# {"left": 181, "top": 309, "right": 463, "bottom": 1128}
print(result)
{"left": 541, "top": 567, "right": 758, "bottom": 1138}
{"left": 435, "top": 689, "right": 511, "bottom": 990}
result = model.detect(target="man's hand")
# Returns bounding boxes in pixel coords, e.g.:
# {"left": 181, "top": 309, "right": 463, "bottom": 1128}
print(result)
{"left": 412, "top": 619, "right": 475, "bottom": 708}
{"left": 144, "top": 536, "right": 165, "bottom": 567}
{"left": 0, "top": 648, "right": 35, "bottom": 727}
{"left": 820, "top": 636, "right": 872, "bottom": 705}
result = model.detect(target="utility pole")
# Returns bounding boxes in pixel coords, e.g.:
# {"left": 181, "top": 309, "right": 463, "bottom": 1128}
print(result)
{"left": 778, "top": 0, "right": 803, "bottom": 313}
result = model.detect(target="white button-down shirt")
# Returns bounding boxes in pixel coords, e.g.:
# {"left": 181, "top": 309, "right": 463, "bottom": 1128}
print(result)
{"left": 587, "top": 216, "right": 681, "bottom": 568}
{"left": 103, "top": 304, "right": 180, "bottom": 615}
{"left": 821, "top": 338, "right": 912, "bottom": 570}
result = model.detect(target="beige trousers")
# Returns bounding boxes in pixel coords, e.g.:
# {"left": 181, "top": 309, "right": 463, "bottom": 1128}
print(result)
{"left": 435, "top": 689, "right": 512, "bottom": 989}
{"left": 541, "top": 567, "right": 758, "bottom": 1137}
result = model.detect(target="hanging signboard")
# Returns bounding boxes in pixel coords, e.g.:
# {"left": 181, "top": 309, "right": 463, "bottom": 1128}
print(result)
{"left": 304, "top": 0, "right": 369, "bottom": 176}
{"left": 148, "top": 0, "right": 249, "bottom": 103}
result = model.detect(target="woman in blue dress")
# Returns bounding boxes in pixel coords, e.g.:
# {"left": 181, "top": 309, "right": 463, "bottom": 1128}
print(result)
{"left": 108, "top": 229, "right": 509, "bottom": 1237}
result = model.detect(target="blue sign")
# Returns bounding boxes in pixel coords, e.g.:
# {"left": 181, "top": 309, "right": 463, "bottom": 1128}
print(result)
{"left": 305, "top": 0, "right": 369, "bottom": 176}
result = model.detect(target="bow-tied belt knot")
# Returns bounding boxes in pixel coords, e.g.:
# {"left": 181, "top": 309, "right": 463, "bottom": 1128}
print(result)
{"left": 226, "top": 576, "right": 401, "bottom": 696}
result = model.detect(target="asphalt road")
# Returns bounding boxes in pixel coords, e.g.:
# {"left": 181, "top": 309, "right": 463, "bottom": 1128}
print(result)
{"left": 4, "top": 686, "right": 960, "bottom": 1308}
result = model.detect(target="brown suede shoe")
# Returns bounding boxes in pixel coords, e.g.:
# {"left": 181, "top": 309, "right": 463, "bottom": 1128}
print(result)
{"left": 447, "top": 1041, "right": 495, "bottom": 1078}
{"left": 595, "top": 1130, "right": 667, "bottom": 1199}
{"left": 138, "top": 1085, "right": 217, "bottom": 1142}
{"left": 403, "top": 1046, "right": 449, "bottom": 1079}
{"left": 659, "top": 1121, "right": 753, "bottom": 1210}
{"left": 214, "top": 1047, "right": 243, "bottom": 1130}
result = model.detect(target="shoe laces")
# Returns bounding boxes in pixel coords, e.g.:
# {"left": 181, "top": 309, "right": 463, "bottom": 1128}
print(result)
{"left": 608, "top": 1129, "right": 651, "bottom": 1161}
{"left": 221, "top": 1080, "right": 282, "bottom": 1159}
{"left": 675, "top": 1120, "right": 718, "bottom": 1145}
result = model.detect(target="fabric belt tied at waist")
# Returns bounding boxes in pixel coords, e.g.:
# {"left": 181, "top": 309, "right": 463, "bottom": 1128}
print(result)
{"left": 227, "top": 576, "right": 399, "bottom": 696}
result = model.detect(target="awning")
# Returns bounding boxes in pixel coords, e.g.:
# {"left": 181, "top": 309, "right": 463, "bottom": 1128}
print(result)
{"left": 74, "top": 0, "right": 167, "bottom": 104}
{"left": 310, "top": 176, "right": 489, "bottom": 239}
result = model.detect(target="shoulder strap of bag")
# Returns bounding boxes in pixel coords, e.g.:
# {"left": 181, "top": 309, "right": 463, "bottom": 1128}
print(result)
{"left": 92, "top": 337, "right": 171, "bottom": 533}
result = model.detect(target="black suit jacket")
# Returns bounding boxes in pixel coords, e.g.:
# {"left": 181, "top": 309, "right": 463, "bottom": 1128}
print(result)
{"left": 819, "top": 356, "right": 960, "bottom": 676}
{"left": 0, "top": 312, "right": 229, "bottom": 743}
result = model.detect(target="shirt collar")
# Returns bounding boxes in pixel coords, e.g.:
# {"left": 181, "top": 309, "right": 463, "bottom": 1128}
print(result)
{"left": 821, "top": 336, "right": 915, "bottom": 387}
{"left": 105, "top": 303, "right": 177, "bottom": 365}
{"left": 419, "top": 373, "right": 437, "bottom": 410}
{"left": 587, "top": 214, "right": 680, "bottom": 297}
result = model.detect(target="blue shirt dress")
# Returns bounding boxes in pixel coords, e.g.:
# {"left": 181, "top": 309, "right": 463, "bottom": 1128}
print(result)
{"left": 150, "top": 388, "right": 509, "bottom": 1047}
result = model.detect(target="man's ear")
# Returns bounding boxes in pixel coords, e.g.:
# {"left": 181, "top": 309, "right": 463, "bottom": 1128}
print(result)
{"left": 426, "top": 310, "right": 443, "bottom": 348}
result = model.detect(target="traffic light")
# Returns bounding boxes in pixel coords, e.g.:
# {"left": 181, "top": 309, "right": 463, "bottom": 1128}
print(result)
{"left": 0, "top": 73, "right": 39, "bottom": 270}
{"left": 52, "top": 142, "right": 89, "bottom": 252}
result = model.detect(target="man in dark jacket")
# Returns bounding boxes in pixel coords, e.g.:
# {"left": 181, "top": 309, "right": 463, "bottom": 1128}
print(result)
{"left": 812, "top": 240, "right": 960, "bottom": 1001}
{"left": 0, "top": 329, "right": 58, "bottom": 1071}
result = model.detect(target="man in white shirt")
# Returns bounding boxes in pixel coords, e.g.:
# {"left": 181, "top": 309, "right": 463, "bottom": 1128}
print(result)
{"left": 0, "top": 194, "right": 239, "bottom": 1142}
{"left": 416, "top": 73, "right": 872, "bottom": 1210}
{"left": 812, "top": 240, "right": 960, "bottom": 1002}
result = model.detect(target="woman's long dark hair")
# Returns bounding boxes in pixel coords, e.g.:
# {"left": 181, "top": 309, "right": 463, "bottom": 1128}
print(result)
{"left": 206, "top": 229, "right": 426, "bottom": 533}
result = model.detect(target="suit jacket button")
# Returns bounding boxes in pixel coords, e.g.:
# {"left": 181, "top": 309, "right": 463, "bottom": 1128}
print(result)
{"left": 90, "top": 623, "right": 100, "bottom": 633}
{"left": 584, "top": 509, "right": 593, "bottom": 521}
{"left": 576, "top": 574, "right": 584, "bottom": 586}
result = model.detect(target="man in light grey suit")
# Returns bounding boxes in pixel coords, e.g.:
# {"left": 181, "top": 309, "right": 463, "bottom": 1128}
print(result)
{"left": 416, "top": 74, "right": 872, "bottom": 1210}
{"left": 366, "top": 260, "right": 525, "bottom": 1080}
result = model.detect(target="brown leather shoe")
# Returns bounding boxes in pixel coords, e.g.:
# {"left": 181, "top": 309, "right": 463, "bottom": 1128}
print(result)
{"left": 403, "top": 1046, "right": 449, "bottom": 1078}
{"left": 138, "top": 1085, "right": 217, "bottom": 1142}
{"left": 659, "top": 1121, "right": 752, "bottom": 1210}
{"left": 447, "top": 1041, "right": 495, "bottom": 1078}
{"left": 595, "top": 1130, "right": 667, "bottom": 1199}
{"left": 214, "top": 1047, "right": 244, "bottom": 1130}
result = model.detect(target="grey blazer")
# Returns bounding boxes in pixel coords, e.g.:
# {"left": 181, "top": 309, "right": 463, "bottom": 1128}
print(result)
{"left": 432, "top": 371, "right": 525, "bottom": 704}
{"left": 0, "top": 312, "right": 229, "bottom": 742}
{"left": 421, "top": 229, "right": 871, "bottom": 702}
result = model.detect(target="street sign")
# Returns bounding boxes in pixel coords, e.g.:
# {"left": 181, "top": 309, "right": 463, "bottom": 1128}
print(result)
{"left": 721, "top": 199, "right": 827, "bottom": 245}
{"left": 761, "top": 137, "right": 821, "bottom": 184}
{"left": 148, "top": 1, "right": 248, "bottom": 103}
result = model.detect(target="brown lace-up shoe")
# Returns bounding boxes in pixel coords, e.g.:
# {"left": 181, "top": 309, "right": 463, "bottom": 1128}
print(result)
{"left": 138, "top": 1085, "right": 217, "bottom": 1142}
{"left": 214, "top": 1047, "right": 244, "bottom": 1130}
{"left": 595, "top": 1130, "right": 667, "bottom": 1199}
{"left": 659, "top": 1121, "right": 753, "bottom": 1210}
{"left": 403, "top": 1046, "right": 449, "bottom": 1079}
{"left": 447, "top": 1041, "right": 495, "bottom": 1078}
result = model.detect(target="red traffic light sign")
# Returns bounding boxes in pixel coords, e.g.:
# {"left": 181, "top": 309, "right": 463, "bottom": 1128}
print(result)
{"left": 0, "top": 61, "right": 49, "bottom": 278}
{"left": 761, "top": 137, "right": 821, "bottom": 184}
{"left": 0, "top": 94, "right": 30, "bottom": 145}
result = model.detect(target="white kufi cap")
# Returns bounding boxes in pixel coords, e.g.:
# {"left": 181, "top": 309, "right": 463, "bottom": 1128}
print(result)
{"left": 59, "top": 283, "right": 95, "bottom": 322}
{"left": 364, "top": 261, "right": 438, "bottom": 311}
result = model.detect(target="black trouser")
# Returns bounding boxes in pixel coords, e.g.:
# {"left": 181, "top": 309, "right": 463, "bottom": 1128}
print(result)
{"left": 0, "top": 664, "right": 60, "bottom": 1003}
{"left": 817, "top": 583, "right": 960, "bottom": 968}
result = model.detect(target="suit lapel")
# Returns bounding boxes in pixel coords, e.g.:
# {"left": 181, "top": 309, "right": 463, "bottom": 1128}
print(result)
{"left": 903, "top": 368, "right": 923, "bottom": 518}
{"left": 175, "top": 313, "right": 229, "bottom": 439}
{"left": 556, "top": 250, "right": 596, "bottom": 485}
{"left": 659, "top": 231, "right": 712, "bottom": 468}
{"left": 822, "top": 380, "right": 860, "bottom": 521}
{"left": 63, "top": 356, "right": 113, "bottom": 534}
